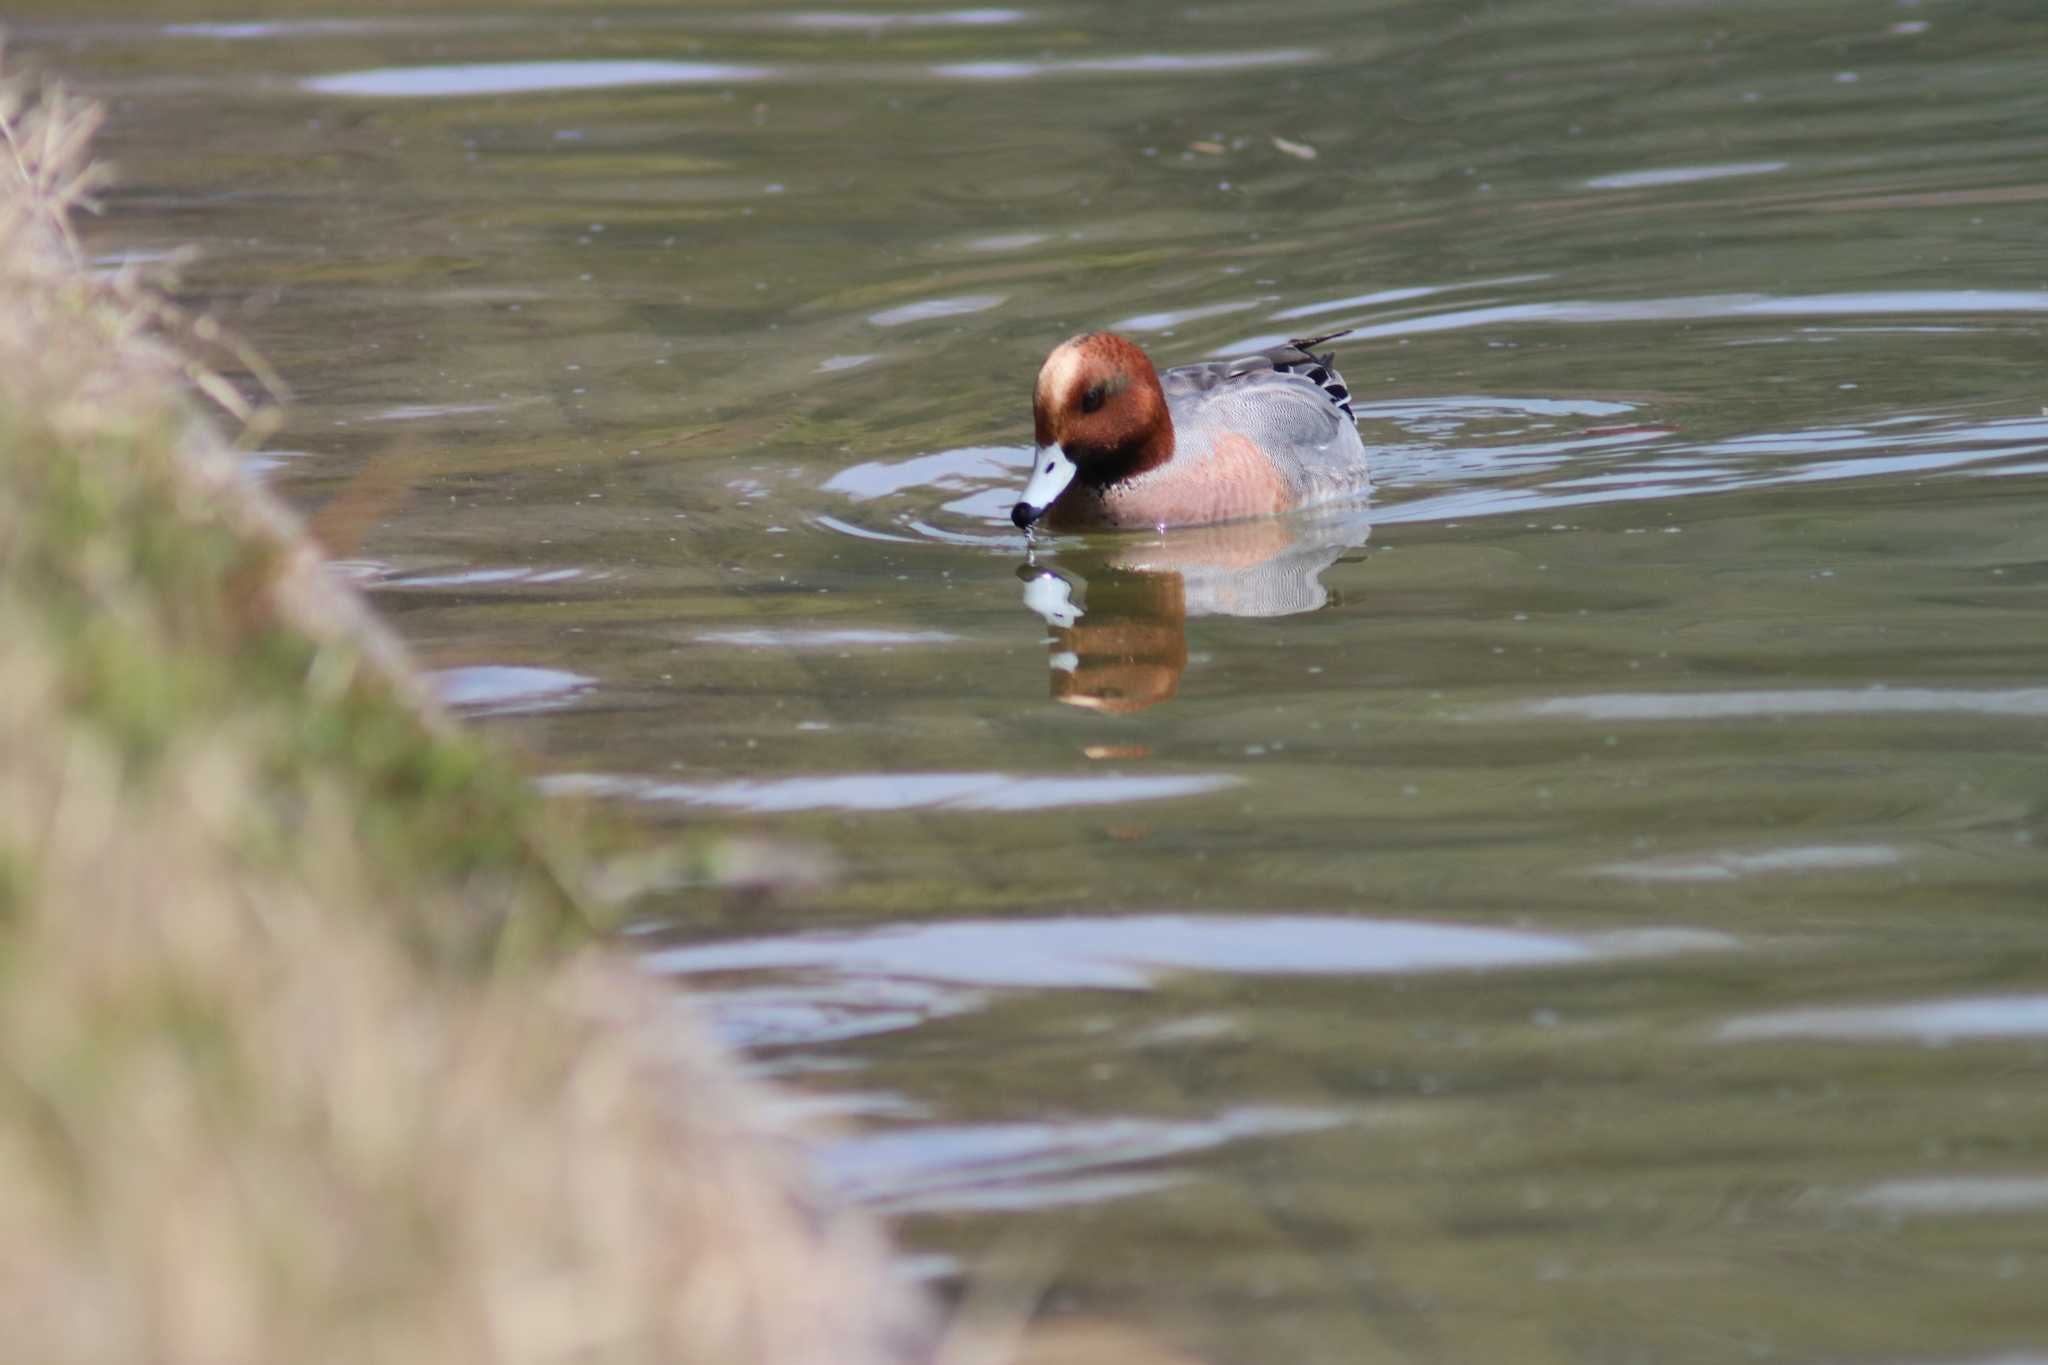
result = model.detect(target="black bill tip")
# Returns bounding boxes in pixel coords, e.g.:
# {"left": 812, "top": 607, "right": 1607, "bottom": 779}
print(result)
{"left": 1011, "top": 501, "right": 1043, "bottom": 531}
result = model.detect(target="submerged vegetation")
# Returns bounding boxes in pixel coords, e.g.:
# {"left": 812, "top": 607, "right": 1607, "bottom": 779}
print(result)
{"left": 0, "top": 74, "right": 927, "bottom": 1364}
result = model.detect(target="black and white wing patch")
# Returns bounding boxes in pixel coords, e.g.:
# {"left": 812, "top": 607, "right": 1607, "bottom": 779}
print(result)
{"left": 1263, "top": 329, "right": 1355, "bottom": 418}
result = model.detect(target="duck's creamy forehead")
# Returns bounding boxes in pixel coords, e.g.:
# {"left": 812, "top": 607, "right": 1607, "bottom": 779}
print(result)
{"left": 1036, "top": 340, "right": 1089, "bottom": 405}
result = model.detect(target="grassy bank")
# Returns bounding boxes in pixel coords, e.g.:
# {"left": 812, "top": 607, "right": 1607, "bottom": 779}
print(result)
{"left": 0, "top": 77, "right": 928, "bottom": 1365}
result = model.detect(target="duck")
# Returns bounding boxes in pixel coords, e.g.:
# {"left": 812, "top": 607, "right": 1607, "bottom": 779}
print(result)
{"left": 1011, "top": 328, "right": 1369, "bottom": 532}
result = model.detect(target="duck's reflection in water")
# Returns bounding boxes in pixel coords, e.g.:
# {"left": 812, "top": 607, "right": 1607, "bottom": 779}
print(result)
{"left": 1018, "top": 505, "right": 1372, "bottom": 713}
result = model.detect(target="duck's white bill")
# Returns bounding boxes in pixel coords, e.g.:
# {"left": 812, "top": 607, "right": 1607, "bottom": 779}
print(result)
{"left": 1014, "top": 445, "right": 1078, "bottom": 526}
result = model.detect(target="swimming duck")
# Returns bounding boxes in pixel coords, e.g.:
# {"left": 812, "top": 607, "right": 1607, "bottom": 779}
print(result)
{"left": 1012, "top": 329, "right": 1369, "bottom": 531}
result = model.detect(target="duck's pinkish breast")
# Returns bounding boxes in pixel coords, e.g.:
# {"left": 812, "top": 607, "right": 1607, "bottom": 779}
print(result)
{"left": 1103, "top": 432, "right": 1293, "bottom": 527}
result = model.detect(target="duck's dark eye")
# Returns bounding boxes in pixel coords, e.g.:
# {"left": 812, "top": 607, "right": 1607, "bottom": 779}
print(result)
{"left": 1080, "top": 384, "right": 1106, "bottom": 414}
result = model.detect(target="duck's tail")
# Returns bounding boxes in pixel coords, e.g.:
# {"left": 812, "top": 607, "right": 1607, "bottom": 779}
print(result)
{"left": 1287, "top": 328, "right": 1354, "bottom": 352}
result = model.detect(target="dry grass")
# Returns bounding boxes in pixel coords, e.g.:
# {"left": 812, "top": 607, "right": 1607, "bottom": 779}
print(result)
{"left": 0, "top": 70, "right": 930, "bottom": 1365}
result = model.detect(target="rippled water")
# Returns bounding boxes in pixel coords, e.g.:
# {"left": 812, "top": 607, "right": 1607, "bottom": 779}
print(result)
{"left": 30, "top": 0, "right": 2048, "bottom": 1359}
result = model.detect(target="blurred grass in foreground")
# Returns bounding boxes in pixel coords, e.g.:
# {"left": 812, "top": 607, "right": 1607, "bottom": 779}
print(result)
{"left": 0, "top": 72, "right": 930, "bottom": 1365}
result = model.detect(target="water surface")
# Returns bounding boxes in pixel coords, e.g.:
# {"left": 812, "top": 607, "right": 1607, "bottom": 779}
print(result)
{"left": 29, "top": 1, "right": 2048, "bottom": 1360}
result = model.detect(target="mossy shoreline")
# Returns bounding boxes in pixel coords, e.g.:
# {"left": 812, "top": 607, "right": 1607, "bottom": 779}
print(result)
{"left": 0, "top": 76, "right": 931, "bottom": 1365}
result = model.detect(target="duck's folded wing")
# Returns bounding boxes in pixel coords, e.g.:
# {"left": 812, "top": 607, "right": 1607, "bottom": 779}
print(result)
{"left": 1171, "top": 335, "right": 1351, "bottom": 404}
